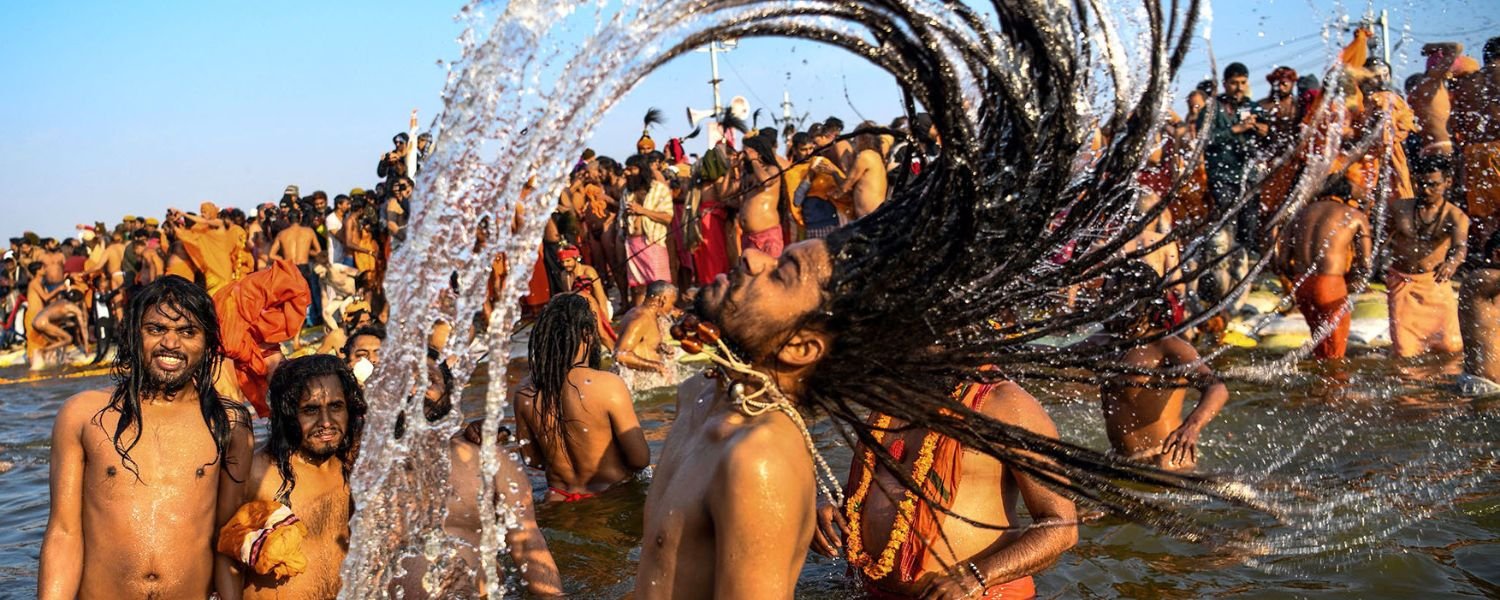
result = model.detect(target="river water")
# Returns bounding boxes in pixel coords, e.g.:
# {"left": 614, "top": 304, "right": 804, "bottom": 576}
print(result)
{"left": 1, "top": 345, "right": 1496, "bottom": 598}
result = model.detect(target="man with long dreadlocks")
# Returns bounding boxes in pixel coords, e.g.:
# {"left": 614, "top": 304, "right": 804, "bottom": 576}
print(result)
{"left": 40, "top": 275, "right": 254, "bottom": 599}
{"left": 222, "top": 354, "right": 367, "bottom": 599}
{"left": 634, "top": 0, "right": 1272, "bottom": 597}
{"left": 512, "top": 294, "right": 649, "bottom": 502}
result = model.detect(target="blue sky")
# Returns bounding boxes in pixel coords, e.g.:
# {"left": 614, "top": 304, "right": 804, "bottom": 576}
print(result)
{"left": 3, "top": 0, "right": 1496, "bottom": 239}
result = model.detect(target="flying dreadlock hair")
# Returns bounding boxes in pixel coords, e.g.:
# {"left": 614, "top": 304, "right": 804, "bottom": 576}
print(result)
{"left": 102, "top": 275, "right": 244, "bottom": 479}
{"left": 525, "top": 294, "right": 602, "bottom": 450}
{"left": 266, "top": 354, "right": 368, "bottom": 505}
{"left": 666, "top": 0, "right": 1305, "bottom": 541}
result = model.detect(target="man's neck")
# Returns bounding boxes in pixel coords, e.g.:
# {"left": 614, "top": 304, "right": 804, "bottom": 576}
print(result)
{"left": 294, "top": 451, "right": 342, "bottom": 471}
{"left": 141, "top": 385, "right": 194, "bottom": 405}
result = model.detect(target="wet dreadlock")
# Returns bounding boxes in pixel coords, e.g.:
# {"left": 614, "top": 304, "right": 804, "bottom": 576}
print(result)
{"left": 660, "top": 0, "right": 1303, "bottom": 540}
{"left": 102, "top": 275, "right": 244, "bottom": 479}
{"left": 525, "top": 294, "right": 603, "bottom": 449}
{"left": 266, "top": 354, "right": 368, "bottom": 504}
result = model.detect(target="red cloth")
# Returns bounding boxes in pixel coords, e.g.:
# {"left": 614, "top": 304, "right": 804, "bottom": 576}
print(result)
{"left": 740, "top": 226, "right": 785, "bottom": 258}
{"left": 547, "top": 487, "right": 597, "bottom": 502}
{"left": 692, "top": 200, "right": 731, "bottom": 286}
{"left": 863, "top": 576, "right": 1035, "bottom": 599}
{"left": 523, "top": 247, "right": 550, "bottom": 308}
{"left": 214, "top": 259, "right": 311, "bottom": 416}
{"left": 1292, "top": 274, "right": 1351, "bottom": 360}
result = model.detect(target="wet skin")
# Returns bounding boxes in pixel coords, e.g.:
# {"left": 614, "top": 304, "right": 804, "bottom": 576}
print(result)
{"left": 512, "top": 360, "right": 649, "bottom": 501}
{"left": 39, "top": 303, "right": 254, "bottom": 600}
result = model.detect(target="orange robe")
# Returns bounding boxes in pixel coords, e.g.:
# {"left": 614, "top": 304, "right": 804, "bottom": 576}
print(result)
{"left": 1293, "top": 274, "right": 1351, "bottom": 360}
{"left": 214, "top": 259, "right": 311, "bottom": 416}
{"left": 177, "top": 225, "right": 241, "bottom": 296}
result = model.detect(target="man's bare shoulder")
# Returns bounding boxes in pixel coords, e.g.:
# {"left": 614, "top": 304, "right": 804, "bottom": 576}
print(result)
{"left": 57, "top": 389, "right": 112, "bottom": 428}
{"left": 712, "top": 413, "right": 814, "bottom": 492}
{"left": 979, "top": 382, "right": 1059, "bottom": 437}
{"left": 574, "top": 367, "right": 631, "bottom": 402}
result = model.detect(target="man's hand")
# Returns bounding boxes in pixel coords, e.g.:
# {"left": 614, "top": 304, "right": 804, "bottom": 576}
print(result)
{"left": 810, "top": 502, "right": 846, "bottom": 557}
{"left": 1435, "top": 259, "right": 1460, "bottom": 283}
{"left": 1160, "top": 421, "right": 1201, "bottom": 468}
{"left": 919, "top": 569, "right": 983, "bottom": 600}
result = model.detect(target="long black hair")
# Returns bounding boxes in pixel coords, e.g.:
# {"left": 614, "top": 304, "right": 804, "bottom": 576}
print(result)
{"left": 266, "top": 354, "right": 368, "bottom": 504}
{"left": 525, "top": 294, "right": 601, "bottom": 449}
{"left": 102, "top": 275, "right": 242, "bottom": 478}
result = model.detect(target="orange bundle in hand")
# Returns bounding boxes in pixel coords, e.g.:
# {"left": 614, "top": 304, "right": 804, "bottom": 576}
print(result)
{"left": 216, "top": 500, "right": 308, "bottom": 579}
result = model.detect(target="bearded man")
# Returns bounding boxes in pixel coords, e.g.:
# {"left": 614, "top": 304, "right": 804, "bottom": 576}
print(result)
{"left": 40, "top": 276, "right": 254, "bottom": 599}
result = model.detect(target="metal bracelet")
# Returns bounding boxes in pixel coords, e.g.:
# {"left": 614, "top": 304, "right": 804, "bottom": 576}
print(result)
{"left": 965, "top": 561, "right": 988, "bottom": 590}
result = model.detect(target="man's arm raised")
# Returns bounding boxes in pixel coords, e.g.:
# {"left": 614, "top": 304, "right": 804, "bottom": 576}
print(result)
{"left": 213, "top": 406, "right": 255, "bottom": 600}
{"left": 38, "top": 391, "right": 99, "bottom": 600}
{"left": 710, "top": 429, "right": 814, "bottom": 600}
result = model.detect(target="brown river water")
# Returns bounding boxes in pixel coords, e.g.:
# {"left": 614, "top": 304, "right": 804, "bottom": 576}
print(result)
{"left": 1, "top": 346, "right": 1496, "bottom": 598}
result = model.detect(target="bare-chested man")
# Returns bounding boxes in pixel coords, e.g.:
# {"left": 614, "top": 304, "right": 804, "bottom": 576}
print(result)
{"left": 614, "top": 280, "right": 679, "bottom": 389}
{"left": 1275, "top": 181, "right": 1373, "bottom": 360}
{"left": 1096, "top": 263, "right": 1227, "bottom": 471}
{"left": 228, "top": 354, "right": 366, "bottom": 599}
{"left": 37, "top": 237, "right": 67, "bottom": 289}
{"left": 811, "top": 377, "right": 1078, "bottom": 598}
{"left": 1451, "top": 38, "right": 1500, "bottom": 246}
{"left": 814, "top": 124, "right": 891, "bottom": 220}
{"left": 512, "top": 294, "right": 649, "bottom": 502}
{"left": 40, "top": 276, "right": 254, "bottom": 599}
{"left": 392, "top": 379, "right": 563, "bottom": 597}
{"left": 638, "top": 241, "right": 1077, "bottom": 599}
{"left": 736, "top": 135, "right": 787, "bottom": 258}
{"left": 1459, "top": 233, "right": 1500, "bottom": 396}
{"left": 1386, "top": 156, "right": 1469, "bottom": 358}
{"left": 271, "top": 209, "right": 324, "bottom": 326}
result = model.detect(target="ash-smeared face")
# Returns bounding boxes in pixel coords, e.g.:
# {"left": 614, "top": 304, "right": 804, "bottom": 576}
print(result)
{"left": 694, "top": 239, "right": 833, "bottom": 362}
{"left": 139, "top": 302, "right": 208, "bottom": 393}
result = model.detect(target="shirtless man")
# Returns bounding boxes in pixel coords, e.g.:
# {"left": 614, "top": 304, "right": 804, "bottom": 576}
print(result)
{"left": 271, "top": 209, "right": 324, "bottom": 325}
{"left": 1458, "top": 233, "right": 1500, "bottom": 396}
{"left": 37, "top": 237, "right": 67, "bottom": 289}
{"left": 392, "top": 384, "right": 563, "bottom": 597}
{"left": 812, "top": 380, "right": 1077, "bottom": 597}
{"left": 1096, "top": 263, "right": 1228, "bottom": 470}
{"left": 614, "top": 281, "right": 679, "bottom": 386}
{"left": 230, "top": 355, "right": 366, "bottom": 599}
{"left": 1257, "top": 67, "right": 1301, "bottom": 160}
{"left": 736, "top": 135, "right": 787, "bottom": 258}
{"left": 1386, "top": 156, "right": 1469, "bottom": 358}
{"left": 39, "top": 276, "right": 254, "bottom": 599}
{"left": 638, "top": 241, "right": 1076, "bottom": 599}
{"left": 31, "top": 289, "right": 90, "bottom": 356}
{"left": 1451, "top": 38, "right": 1500, "bottom": 246}
{"left": 512, "top": 294, "right": 649, "bottom": 502}
{"left": 1275, "top": 180, "right": 1373, "bottom": 360}
{"left": 814, "top": 125, "right": 891, "bottom": 219}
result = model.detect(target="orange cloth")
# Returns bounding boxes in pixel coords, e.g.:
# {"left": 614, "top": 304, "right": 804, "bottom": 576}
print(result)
{"left": 214, "top": 259, "right": 311, "bottom": 417}
{"left": 1361, "top": 90, "right": 1416, "bottom": 203}
{"left": 1338, "top": 29, "right": 1371, "bottom": 70}
{"left": 783, "top": 163, "right": 809, "bottom": 226}
{"left": 863, "top": 576, "right": 1036, "bottom": 599}
{"left": 176, "top": 225, "right": 241, "bottom": 296}
{"left": 1463, "top": 140, "right": 1500, "bottom": 220}
{"left": 583, "top": 184, "right": 610, "bottom": 220}
{"left": 216, "top": 500, "right": 308, "bottom": 579}
{"left": 1387, "top": 270, "right": 1462, "bottom": 357}
{"left": 1293, "top": 274, "right": 1351, "bottom": 359}
{"left": 165, "top": 255, "right": 197, "bottom": 281}
{"left": 523, "top": 246, "right": 550, "bottom": 307}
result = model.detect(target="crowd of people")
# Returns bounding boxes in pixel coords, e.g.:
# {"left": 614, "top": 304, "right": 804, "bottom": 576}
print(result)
{"left": 20, "top": 24, "right": 1500, "bottom": 600}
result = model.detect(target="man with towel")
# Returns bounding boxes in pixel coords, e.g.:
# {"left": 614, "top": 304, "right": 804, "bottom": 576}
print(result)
{"left": 1387, "top": 155, "right": 1469, "bottom": 358}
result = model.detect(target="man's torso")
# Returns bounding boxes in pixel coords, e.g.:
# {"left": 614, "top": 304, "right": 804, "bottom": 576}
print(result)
{"left": 1388, "top": 199, "right": 1458, "bottom": 273}
{"left": 243, "top": 451, "right": 350, "bottom": 599}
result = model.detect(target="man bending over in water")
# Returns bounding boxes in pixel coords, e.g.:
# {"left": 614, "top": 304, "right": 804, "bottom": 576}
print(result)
{"left": 40, "top": 275, "right": 254, "bottom": 599}
{"left": 615, "top": 280, "right": 680, "bottom": 389}
{"left": 513, "top": 294, "right": 649, "bottom": 502}
{"left": 1275, "top": 178, "right": 1373, "bottom": 360}
{"left": 1386, "top": 155, "right": 1468, "bottom": 359}
{"left": 225, "top": 354, "right": 367, "bottom": 599}
{"left": 1097, "top": 262, "right": 1228, "bottom": 471}
{"left": 30, "top": 289, "right": 91, "bottom": 358}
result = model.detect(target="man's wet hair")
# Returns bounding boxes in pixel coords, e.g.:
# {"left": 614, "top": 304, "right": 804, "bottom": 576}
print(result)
{"left": 525, "top": 294, "right": 601, "bottom": 449}
{"left": 1224, "top": 62, "right": 1249, "bottom": 80}
{"left": 685, "top": 0, "right": 1269, "bottom": 541}
{"left": 266, "top": 354, "right": 367, "bottom": 504}
{"left": 644, "top": 280, "right": 676, "bottom": 300}
{"left": 343, "top": 322, "right": 387, "bottom": 359}
{"left": 104, "top": 275, "right": 244, "bottom": 479}
{"left": 1412, "top": 154, "right": 1452, "bottom": 177}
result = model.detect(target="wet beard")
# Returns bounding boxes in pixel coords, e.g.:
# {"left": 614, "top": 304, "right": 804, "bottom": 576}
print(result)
{"left": 301, "top": 433, "right": 343, "bottom": 461}
{"left": 142, "top": 353, "right": 198, "bottom": 396}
